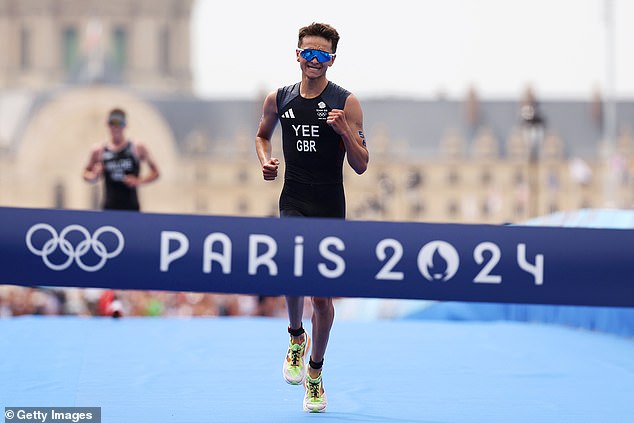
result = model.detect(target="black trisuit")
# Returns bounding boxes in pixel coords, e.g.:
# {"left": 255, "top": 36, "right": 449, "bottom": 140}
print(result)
{"left": 277, "top": 81, "right": 351, "bottom": 219}
{"left": 101, "top": 141, "right": 141, "bottom": 211}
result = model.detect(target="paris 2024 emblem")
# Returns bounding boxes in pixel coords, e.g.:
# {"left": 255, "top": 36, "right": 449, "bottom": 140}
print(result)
{"left": 417, "top": 241, "right": 459, "bottom": 282}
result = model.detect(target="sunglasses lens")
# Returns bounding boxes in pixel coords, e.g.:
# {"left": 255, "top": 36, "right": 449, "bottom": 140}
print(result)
{"left": 315, "top": 51, "right": 330, "bottom": 62}
{"left": 300, "top": 49, "right": 332, "bottom": 63}
{"left": 109, "top": 120, "right": 124, "bottom": 127}
{"left": 300, "top": 49, "right": 314, "bottom": 61}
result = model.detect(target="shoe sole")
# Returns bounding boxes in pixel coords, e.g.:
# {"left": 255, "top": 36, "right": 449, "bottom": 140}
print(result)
{"left": 303, "top": 404, "right": 327, "bottom": 413}
{"left": 303, "top": 394, "right": 327, "bottom": 413}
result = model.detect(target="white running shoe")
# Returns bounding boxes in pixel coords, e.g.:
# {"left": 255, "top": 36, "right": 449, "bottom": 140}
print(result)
{"left": 303, "top": 372, "right": 327, "bottom": 413}
{"left": 282, "top": 333, "right": 310, "bottom": 385}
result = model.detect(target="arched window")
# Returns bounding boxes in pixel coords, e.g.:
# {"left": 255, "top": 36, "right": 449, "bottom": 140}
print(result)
{"left": 113, "top": 27, "right": 128, "bottom": 71}
{"left": 20, "top": 27, "right": 31, "bottom": 70}
{"left": 159, "top": 26, "right": 170, "bottom": 74}
{"left": 62, "top": 26, "right": 79, "bottom": 71}
{"left": 53, "top": 182, "right": 65, "bottom": 209}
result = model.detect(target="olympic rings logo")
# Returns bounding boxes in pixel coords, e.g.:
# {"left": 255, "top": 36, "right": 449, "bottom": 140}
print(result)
{"left": 25, "top": 223, "right": 125, "bottom": 272}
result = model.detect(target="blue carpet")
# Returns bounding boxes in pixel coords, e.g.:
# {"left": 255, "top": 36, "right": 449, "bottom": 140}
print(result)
{"left": 404, "top": 302, "right": 634, "bottom": 337}
{"left": 1, "top": 316, "right": 633, "bottom": 423}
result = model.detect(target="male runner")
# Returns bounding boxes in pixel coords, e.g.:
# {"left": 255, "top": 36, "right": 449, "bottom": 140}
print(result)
{"left": 83, "top": 108, "right": 160, "bottom": 211}
{"left": 255, "top": 22, "right": 369, "bottom": 412}
{"left": 83, "top": 108, "right": 160, "bottom": 317}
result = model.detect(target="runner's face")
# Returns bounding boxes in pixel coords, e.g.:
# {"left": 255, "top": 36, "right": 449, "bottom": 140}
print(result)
{"left": 297, "top": 36, "right": 335, "bottom": 79}
{"left": 108, "top": 120, "right": 125, "bottom": 142}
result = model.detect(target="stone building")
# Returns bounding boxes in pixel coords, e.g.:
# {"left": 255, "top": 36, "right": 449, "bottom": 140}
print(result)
{"left": 1, "top": 0, "right": 633, "bottom": 225}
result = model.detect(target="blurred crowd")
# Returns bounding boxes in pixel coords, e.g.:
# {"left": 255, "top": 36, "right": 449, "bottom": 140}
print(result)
{"left": 0, "top": 285, "right": 295, "bottom": 318}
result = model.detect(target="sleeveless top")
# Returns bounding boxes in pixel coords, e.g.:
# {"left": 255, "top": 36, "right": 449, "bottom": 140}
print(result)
{"left": 277, "top": 81, "right": 350, "bottom": 184}
{"left": 102, "top": 141, "right": 141, "bottom": 210}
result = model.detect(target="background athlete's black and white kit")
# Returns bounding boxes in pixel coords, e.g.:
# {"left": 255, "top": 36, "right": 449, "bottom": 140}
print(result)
{"left": 101, "top": 142, "right": 141, "bottom": 210}
{"left": 277, "top": 81, "right": 350, "bottom": 219}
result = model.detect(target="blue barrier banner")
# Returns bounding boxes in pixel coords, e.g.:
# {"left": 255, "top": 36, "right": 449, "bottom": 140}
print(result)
{"left": 1, "top": 206, "right": 633, "bottom": 307}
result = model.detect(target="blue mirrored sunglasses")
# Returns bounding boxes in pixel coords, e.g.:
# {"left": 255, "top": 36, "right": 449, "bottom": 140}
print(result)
{"left": 298, "top": 48, "right": 335, "bottom": 63}
{"left": 108, "top": 118, "right": 126, "bottom": 127}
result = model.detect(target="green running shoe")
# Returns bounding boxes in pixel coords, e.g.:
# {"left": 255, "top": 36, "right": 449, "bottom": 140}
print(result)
{"left": 282, "top": 333, "right": 310, "bottom": 385}
{"left": 303, "top": 372, "right": 327, "bottom": 412}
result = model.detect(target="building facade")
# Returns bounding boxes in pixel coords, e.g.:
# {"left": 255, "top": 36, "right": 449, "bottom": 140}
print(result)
{"left": 1, "top": 0, "right": 633, "bottom": 225}
{"left": 0, "top": 0, "right": 191, "bottom": 92}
